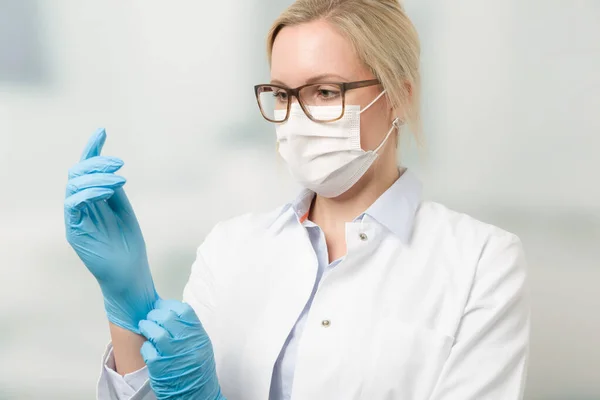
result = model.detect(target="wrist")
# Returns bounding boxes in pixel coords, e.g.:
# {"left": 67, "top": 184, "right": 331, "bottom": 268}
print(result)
{"left": 109, "top": 322, "right": 147, "bottom": 374}
{"left": 103, "top": 284, "right": 159, "bottom": 333}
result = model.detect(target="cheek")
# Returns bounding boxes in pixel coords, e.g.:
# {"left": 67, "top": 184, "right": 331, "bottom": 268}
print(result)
{"left": 359, "top": 105, "right": 391, "bottom": 150}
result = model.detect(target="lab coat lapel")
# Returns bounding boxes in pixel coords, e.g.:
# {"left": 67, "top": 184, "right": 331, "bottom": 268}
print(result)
{"left": 240, "top": 208, "right": 318, "bottom": 400}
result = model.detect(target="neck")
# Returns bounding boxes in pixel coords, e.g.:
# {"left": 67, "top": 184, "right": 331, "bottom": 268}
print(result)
{"left": 309, "top": 164, "right": 402, "bottom": 233}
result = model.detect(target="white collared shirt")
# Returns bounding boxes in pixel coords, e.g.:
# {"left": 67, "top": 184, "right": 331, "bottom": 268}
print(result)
{"left": 269, "top": 170, "right": 423, "bottom": 400}
{"left": 98, "top": 170, "right": 530, "bottom": 400}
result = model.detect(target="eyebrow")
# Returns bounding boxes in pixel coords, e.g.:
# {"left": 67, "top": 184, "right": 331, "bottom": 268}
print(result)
{"left": 270, "top": 73, "right": 352, "bottom": 87}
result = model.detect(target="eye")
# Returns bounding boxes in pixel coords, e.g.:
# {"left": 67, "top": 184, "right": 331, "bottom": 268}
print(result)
{"left": 272, "top": 89, "right": 288, "bottom": 102}
{"left": 316, "top": 85, "right": 341, "bottom": 100}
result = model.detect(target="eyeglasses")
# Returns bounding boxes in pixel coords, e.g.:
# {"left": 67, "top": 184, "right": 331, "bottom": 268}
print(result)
{"left": 254, "top": 79, "right": 380, "bottom": 123}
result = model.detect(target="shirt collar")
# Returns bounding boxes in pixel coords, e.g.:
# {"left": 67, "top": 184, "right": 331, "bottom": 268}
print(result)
{"left": 362, "top": 169, "right": 422, "bottom": 242}
{"left": 278, "top": 169, "right": 422, "bottom": 242}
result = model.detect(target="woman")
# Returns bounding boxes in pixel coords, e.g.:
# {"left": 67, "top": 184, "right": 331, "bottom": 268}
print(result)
{"left": 64, "top": 1, "right": 530, "bottom": 399}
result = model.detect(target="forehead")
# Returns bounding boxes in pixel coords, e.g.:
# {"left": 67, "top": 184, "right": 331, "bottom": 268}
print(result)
{"left": 270, "top": 19, "right": 367, "bottom": 87}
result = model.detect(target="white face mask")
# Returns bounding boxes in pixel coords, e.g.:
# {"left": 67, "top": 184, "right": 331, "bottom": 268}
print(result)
{"left": 275, "top": 91, "right": 400, "bottom": 198}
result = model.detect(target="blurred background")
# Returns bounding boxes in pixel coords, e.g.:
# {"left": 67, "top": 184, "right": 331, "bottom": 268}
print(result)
{"left": 0, "top": 0, "right": 598, "bottom": 398}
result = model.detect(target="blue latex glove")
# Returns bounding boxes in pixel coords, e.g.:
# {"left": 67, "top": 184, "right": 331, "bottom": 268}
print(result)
{"left": 64, "top": 128, "right": 158, "bottom": 333}
{"left": 139, "top": 299, "right": 225, "bottom": 400}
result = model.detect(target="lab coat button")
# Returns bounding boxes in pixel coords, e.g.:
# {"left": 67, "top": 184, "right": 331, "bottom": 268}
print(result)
{"left": 321, "top": 319, "right": 331, "bottom": 327}
{"left": 359, "top": 233, "right": 368, "bottom": 241}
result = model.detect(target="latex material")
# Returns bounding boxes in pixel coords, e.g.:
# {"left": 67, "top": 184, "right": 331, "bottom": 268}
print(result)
{"left": 139, "top": 299, "right": 225, "bottom": 400}
{"left": 275, "top": 91, "right": 399, "bottom": 198}
{"left": 64, "top": 128, "right": 158, "bottom": 333}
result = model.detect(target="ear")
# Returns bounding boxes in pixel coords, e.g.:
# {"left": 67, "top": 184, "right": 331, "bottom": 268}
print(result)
{"left": 384, "top": 93, "right": 398, "bottom": 123}
{"left": 390, "top": 80, "right": 412, "bottom": 124}
{"left": 404, "top": 80, "right": 413, "bottom": 98}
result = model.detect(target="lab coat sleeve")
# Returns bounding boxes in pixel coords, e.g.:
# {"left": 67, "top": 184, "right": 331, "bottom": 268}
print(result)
{"left": 429, "top": 232, "right": 530, "bottom": 400}
{"left": 182, "top": 225, "right": 221, "bottom": 343}
{"left": 97, "top": 343, "right": 156, "bottom": 400}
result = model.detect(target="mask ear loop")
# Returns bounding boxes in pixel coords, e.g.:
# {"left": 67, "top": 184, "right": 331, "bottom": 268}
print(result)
{"left": 374, "top": 117, "right": 403, "bottom": 154}
{"left": 359, "top": 90, "right": 388, "bottom": 115}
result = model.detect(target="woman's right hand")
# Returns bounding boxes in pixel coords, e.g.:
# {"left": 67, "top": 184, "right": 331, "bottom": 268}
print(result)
{"left": 64, "top": 128, "right": 158, "bottom": 333}
{"left": 139, "top": 300, "right": 225, "bottom": 400}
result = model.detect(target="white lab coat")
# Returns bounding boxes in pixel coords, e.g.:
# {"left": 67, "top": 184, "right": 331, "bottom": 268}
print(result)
{"left": 98, "top": 197, "right": 529, "bottom": 399}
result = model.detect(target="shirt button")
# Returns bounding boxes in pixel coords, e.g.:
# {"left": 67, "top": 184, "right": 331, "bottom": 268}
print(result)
{"left": 359, "top": 233, "right": 368, "bottom": 241}
{"left": 321, "top": 319, "right": 331, "bottom": 327}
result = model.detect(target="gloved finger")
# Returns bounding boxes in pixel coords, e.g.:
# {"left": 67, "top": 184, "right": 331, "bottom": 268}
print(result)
{"left": 155, "top": 299, "right": 198, "bottom": 320}
{"left": 140, "top": 340, "right": 160, "bottom": 364}
{"left": 146, "top": 308, "right": 189, "bottom": 339}
{"left": 68, "top": 156, "right": 124, "bottom": 179}
{"left": 80, "top": 128, "right": 107, "bottom": 162}
{"left": 106, "top": 187, "right": 138, "bottom": 228}
{"left": 146, "top": 308, "right": 176, "bottom": 325}
{"left": 152, "top": 300, "right": 203, "bottom": 339}
{"left": 64, "top": 188, "right": 115, "bottom": 227}
{"left": 75, "top": 132, "right": 137, "bottom": 229}
{"left": 66, "top": 174, "right": 126, "bottom": 197}
{"left": 139, "top": 319, "right": 174, "bottom": 356}
{"left": 64, "top": 187, "right": 115, "bottom": 211}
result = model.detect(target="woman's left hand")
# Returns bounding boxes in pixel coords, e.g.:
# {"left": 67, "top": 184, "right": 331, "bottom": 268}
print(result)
{"left": 139, "top": 299, "right": 226, "bottom": 400}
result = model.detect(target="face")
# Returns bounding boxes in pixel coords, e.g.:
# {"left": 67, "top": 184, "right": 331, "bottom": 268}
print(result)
{"left": 270, "top": 19, "right": 397, "bottom": 155}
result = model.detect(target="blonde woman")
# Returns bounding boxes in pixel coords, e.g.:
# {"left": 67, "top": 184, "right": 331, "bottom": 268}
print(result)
{"left": 65, "top": 1, "right": 530, "bottom": 399}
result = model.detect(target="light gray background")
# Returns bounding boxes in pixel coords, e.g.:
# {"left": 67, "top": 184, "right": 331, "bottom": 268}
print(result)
{"left": 0, "top": 1, "right": 598, "bottom": 399}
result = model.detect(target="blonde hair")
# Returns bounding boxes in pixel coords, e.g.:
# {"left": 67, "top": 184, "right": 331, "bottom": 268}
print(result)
{"left": 267, "top": 0, "right": 422, "bottom": 137}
